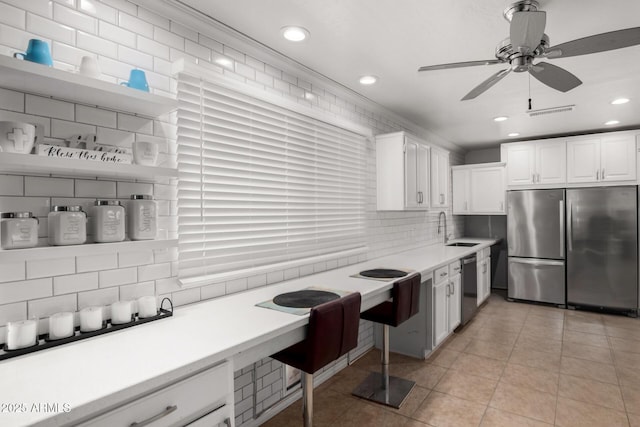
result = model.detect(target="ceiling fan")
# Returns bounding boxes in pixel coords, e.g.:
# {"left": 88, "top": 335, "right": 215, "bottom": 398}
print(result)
{"left": 418, "top": 0, "right": 640, "bottom": 100}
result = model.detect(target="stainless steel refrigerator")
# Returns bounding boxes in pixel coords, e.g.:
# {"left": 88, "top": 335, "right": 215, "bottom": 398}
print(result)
{"left": 507, "top": 189, "right": 566, "bottom": 305}
{"left": 566, "top": 187, "right": 638, "bottom": 311}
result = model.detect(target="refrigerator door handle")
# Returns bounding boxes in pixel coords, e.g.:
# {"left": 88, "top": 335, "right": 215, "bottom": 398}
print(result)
{"left": 509, "top": 257, "right": 565, "bottom": 266}
{"left": 567, "top": 201, "right": 573, "bottom": 252}
{"left": 559, "top": 200, "right": 565, "bottom": 257}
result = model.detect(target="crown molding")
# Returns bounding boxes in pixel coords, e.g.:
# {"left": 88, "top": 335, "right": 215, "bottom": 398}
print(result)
{"left": 131, "top": 0, "right": 461, "bottom": 152}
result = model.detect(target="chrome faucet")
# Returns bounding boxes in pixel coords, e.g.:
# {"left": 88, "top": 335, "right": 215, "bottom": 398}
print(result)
{"left": 437, "top": 211, "right": 448, "bottom": 244}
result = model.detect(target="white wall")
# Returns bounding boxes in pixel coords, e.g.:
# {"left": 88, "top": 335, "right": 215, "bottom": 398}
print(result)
{"left": 0, "top": 1, "right": 463, "bottom": 424}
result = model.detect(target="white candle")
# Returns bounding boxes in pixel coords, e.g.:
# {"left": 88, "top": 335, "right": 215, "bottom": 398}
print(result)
{"left": 6, "top": 319, "right": 38, "bottom": 350}
{"left": 48, "top": 312, "right": 74, "bottom": 340}
{"left": 137, "top": 296, "right": 157, "bottom": 318}
{"left": 111, "top": 301, "right": 133, "bottom": 324}
{"left": 80, "top": 306, "right": 103, "bottom": 332}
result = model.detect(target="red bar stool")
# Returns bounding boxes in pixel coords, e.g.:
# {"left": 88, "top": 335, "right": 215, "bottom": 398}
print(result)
{"left": 352, "top": 272, "right": 421, "bottom": 408}
{"left": 272, "top": 292, "right": 361, "bottom": 427}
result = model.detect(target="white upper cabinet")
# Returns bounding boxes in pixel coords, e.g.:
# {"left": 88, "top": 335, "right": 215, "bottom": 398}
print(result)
{"left": 452, "top": 163, "right": 505, "bottom": 215}
{"left": 536, "top": 141, "right": 567, "bottom": 184}
{"left": 567, "top": 134, "right": 636, "bottom": 183}
{"left": 376, "top": 131, "right": 435, "bottom": 210}
{"left": 430, "top": 148, "right": 450, "bottom": 208}
{"left": 600, "top": 134, "right": 636, "bottom": 182}
{"left": 452, "top": 168, "right": 470, "bottom": 214}
{"left": 566, "top": 138, "right": 600, "bottom": 183}
{"left": 504, "top": 143, "right": 536, "bottom": 186}
{"left": 503, "top": 140, "right": 565, "bottom": 187}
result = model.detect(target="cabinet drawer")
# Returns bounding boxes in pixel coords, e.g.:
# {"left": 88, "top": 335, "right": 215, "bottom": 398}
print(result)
{"left": 449, "top": 260, "right": 461, "bottom": 276}
{"left": 80, "top": 361, "right": 233, "bottom": 427}
{"left": 434, "top": 265, "right": 449, "bottom": 283}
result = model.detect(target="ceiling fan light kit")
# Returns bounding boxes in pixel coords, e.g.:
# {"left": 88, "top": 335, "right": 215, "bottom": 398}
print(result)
{"left": 418, "top": 0, "right": 640, "bottom": 100}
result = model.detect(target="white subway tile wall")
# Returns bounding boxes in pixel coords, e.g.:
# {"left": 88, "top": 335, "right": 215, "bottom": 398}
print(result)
{"left": 0, "top": 1, "right": 465, "bottom": 424}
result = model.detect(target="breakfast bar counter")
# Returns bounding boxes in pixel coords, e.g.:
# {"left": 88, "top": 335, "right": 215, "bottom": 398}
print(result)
{"left": 0, "top": 239, "right": 496, "bottom": 426}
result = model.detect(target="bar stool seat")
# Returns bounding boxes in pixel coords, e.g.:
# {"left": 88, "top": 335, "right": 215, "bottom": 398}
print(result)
{"left": 352, "top": 272, "right": 421, "bottom": 408}
{"left": 272, "top": 292, "right": 361, "bottom": 427}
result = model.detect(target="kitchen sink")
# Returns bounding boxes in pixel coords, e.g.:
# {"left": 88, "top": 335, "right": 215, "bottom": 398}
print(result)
{"left": 446, "top": 242, "right": 479, "bottom": 247}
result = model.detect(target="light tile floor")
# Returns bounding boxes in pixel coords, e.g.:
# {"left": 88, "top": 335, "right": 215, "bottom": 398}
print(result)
{"left": 261, "top": 292, "right": 640, "bottom": 426}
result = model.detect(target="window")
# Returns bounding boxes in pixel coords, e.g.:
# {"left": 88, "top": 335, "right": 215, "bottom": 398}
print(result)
{"left": 176, "top": 72, "right": 368, "bottom": 285}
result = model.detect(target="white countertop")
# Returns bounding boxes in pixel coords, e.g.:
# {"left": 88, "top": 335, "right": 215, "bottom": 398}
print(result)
{"left": 0, "top": 238, "right": 497, "bottom": 427}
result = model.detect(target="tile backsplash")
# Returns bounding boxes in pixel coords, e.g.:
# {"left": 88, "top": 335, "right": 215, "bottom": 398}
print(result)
{"left": 0, "top": 0, "right": 464, "bottom": 424}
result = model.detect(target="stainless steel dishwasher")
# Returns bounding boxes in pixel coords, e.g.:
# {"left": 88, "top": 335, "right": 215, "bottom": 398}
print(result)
{"left": 460, "top": 254, "right": 478, "bottom": 326}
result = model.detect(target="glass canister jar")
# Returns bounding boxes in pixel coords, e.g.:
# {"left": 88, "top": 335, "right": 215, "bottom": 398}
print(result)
{"left": 48, "top": 206, "right": 87, "bottom": 246}
{"left": 0, "top": 212, "right": 38, "bottom": 249}
{"left": 92, "top": 200, "right": 125, "bottom": 243}
{"left": 128, "top": 195, "right": 157, "bottom": 240}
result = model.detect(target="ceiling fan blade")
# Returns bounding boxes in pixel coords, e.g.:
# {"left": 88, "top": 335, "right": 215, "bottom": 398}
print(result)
{"left": 461, "top": 68, "right": 511, "bottom": 101}
{"left": 545, "top": 27, "right": 640, "bottom": 58}
{"left": 510, "top": 11, "right": 546, "bottom": 54}
{"left": 529, "top": 62, "right": 582, "bottom": 92}
{"left": 418, "top": 60, "right": 502, "bottom": 72}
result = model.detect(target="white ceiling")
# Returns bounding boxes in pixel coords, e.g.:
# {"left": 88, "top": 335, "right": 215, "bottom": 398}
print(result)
{"left": 178, "top": 0, "right": 640, "bottom": 149}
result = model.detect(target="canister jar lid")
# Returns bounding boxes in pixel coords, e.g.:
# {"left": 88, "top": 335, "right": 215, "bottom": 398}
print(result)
{"left": 95, "top": 200, "right": 122, "bottom": 206}
{"left": 52, "top": 206, "right": 84, "bottom": 212}
{"left": 131, "top": 194, "right": 153, "bottom": 200}
{"left": 0, "top": 211, "right": 34, "bottom": 218}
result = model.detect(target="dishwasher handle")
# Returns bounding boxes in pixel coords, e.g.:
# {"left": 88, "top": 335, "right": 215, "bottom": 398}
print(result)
{"left": 462, "top": 256, "right": 476, "bottom": 265}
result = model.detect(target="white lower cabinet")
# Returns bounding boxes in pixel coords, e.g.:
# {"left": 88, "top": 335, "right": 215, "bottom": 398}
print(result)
{"left": 79, "top": 361, "right": 234, "bottom": 427}
{"left": 432, "top": 262, "right": 461, "bottom": 348}
{"left": 477, "top": 248, "right": 491, "bottom": 306}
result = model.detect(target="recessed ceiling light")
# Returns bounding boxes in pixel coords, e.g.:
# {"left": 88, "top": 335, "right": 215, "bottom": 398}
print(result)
{"left": 493, "top": 116, "right": 508, "bottom": 122}
{"left": 508, "top": 132, "right": 520, "bottom": 137}
{"left": 281, "top": 26, "right": 309, "bottom": 42}
{"left": 604, "top": 120, "right": 620, "bottom": 126}
{"left": 214, "top": 57, "right": 233, "bottom": 68}
{"left": 359, "top": 75, "right": 378, "bottom": 85}
{"left": 611, "top": 98, "right": 630, "bottom": 105}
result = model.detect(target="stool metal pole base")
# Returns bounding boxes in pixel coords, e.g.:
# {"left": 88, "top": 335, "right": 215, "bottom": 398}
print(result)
{"left": 302, "top": 372, "right": 313, "bottom": 427}
{"left": 351, "top": 325, "right": 415, "bottom": 409}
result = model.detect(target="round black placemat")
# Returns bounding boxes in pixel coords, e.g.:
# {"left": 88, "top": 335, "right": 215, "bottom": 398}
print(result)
{"left": 273, "top": 290, "right": 340, "bottom": 308}
{"left": 359, "top": 269, "right": 408, "bottom": 279}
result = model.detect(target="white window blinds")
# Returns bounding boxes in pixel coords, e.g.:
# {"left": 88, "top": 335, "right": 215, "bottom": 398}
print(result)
{"left": 177, "top": 73, "right": 367, "bottom": 283}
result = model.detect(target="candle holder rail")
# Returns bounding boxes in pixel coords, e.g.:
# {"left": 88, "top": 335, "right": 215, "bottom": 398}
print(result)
{"left": 0, "top": 298, "right": 173, "bottom": 361}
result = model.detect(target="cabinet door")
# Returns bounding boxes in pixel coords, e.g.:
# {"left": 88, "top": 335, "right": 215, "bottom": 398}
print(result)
{"left": 601, "top": 135, "right": 636, "bottom": 182}
{"left": 536, "top": 141, "right": 566, "bottom": 184}
{"left": 470, "top": 167, "right": 505, "bottom": 213}
{"left": 417, "top": 144, "right": 430, "bottom": 207}
{"left": 452, "top": 169, "right": 470, "bottom": 214}
{"left": 448, "top": 275, "right": 461, "bottom": 332}
{"left": 430, "top": 149, "right": 449, "bottom": 207}
{"left": 484, "top": 257, "right": 492, "bottom": 300}
{"left": 505, "top": 144, "right": 535, "bottom": 186}
{"left": 404, "top": 138, "right": 419, "bottom": 208}
{"left": 567, "top": 138, "right": 600, "bottom": 183}
{"left": 477, "top": 259, "right": 485, "bottom": 306}
{"left": 432, "top": 280, "right": 449, "bottom": 347}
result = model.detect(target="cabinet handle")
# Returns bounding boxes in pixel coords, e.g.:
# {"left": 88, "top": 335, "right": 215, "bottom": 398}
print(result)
{"left": 420, "top": 191, "right": 424, "bottom": 204}
{"left": 601, "top": 168, "right": 605, "bottom": 179}
{"left": 130, "top": 405, "right": 178, "bottom": 427}
{"left": 450, "top": 283, "right": 454, "bottom": 295}
{"left": 440, "top": 272, "right": 447, "bottom": 278}
{"left": 596, "top": 170, "right": 599, "bottom": 180}
{"left": 224, "top": 418, "right": 232, "bottom": 427}
{"left": 440, "top": 193, "right": 444, "bottom": 204}
{"left": 532, "top": 173, "right": 535, "bottom": 183}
